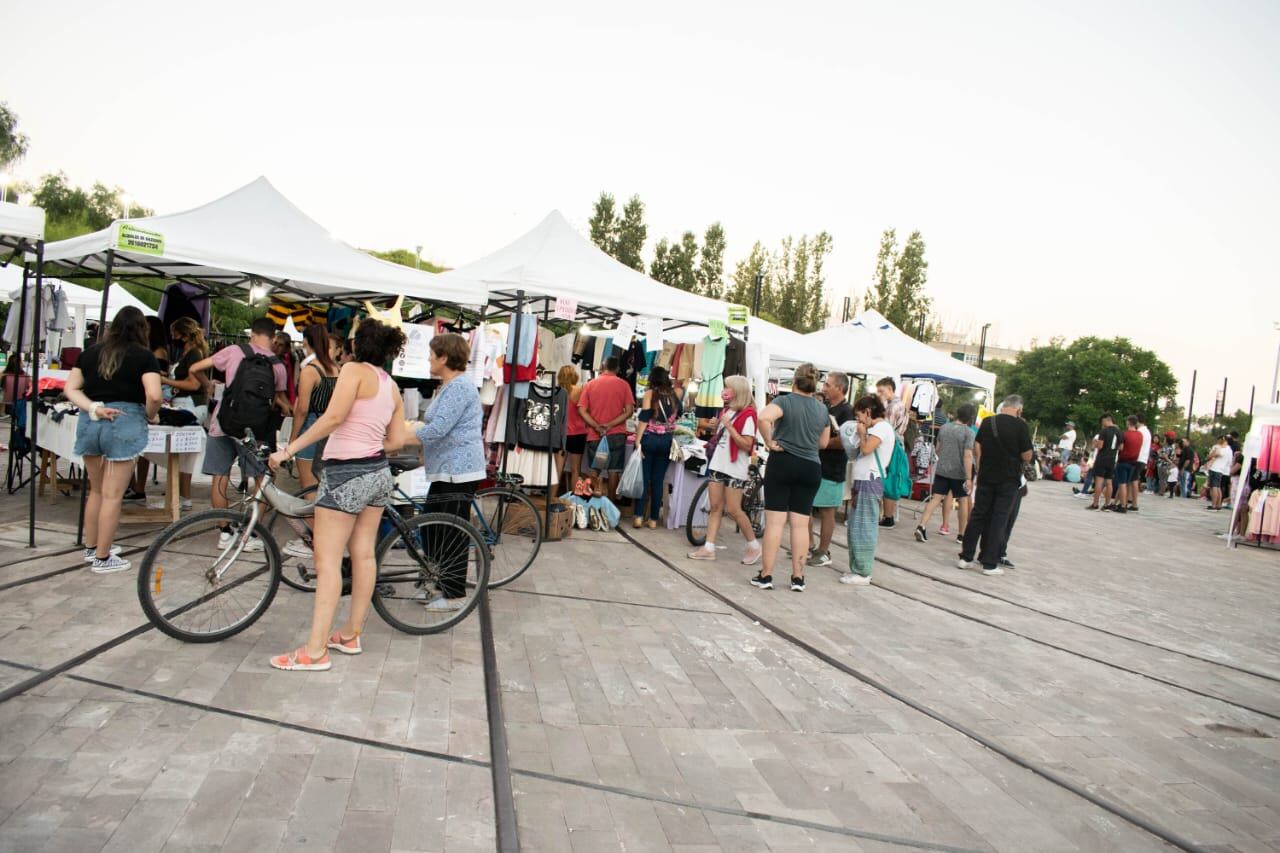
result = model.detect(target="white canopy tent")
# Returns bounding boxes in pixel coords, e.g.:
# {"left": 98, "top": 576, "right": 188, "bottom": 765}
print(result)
{"left": 803, "top": 310, "right": 997, "bottom": 398}
{"left": 2, "top": 265, "right": 156, "bottom": 354}
{"left": 432, "top": 210, "right": 734, "bottom": 327}
{"left": 42, "top": 176, "right": 488, "bottom": 310}
{"left": 1226, "top": 403, "right": 1280, "bottom": 548}
{"left": 0, "top": 202, "right": 45, "bottom": 247}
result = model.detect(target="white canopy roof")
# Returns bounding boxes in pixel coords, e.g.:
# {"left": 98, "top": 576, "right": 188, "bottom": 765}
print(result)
{"left": 804, "top": 310, "right": 997, "bottom": 394}
{"left": 0, "top": 201, "right": 45, "bottom": 244}
{"left": 434, "top": 210, "right": 734, "bottom": 326}
{"left": 664, "top": 317, "right": 846, "bottom": 370}
{"left": 1, "top": 264, "right": 155, "bottom": 318}
{"left": 43, "top": 177, "right": 487, "bottom": 306}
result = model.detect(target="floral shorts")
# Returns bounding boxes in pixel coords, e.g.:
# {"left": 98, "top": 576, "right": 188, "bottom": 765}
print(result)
{"left": 709, "top": 469, "right": 750, "bottom": 491}
{"left": 315, "top": 456, "right": 394, "bottom": 514}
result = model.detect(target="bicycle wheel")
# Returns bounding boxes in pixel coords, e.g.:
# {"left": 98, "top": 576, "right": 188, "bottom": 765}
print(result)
{"left": 266, "top": 485, "right": 320, "bottom": 592}
{"left": 744, "top": 484, "right": 766, "bottom": 539}
{"left": 474, "top": 487, "right": 542, "bottom": 588}
{"left": 371, "top": 512, "right": 490, "bottom": 634}
{"left": 137, "top": 509, "right": 282, "bottom": 643}
{"left": 685, "top": 480, "right": 711, "bottom": 546}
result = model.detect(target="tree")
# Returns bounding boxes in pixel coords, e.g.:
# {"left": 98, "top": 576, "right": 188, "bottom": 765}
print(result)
{"left": 0, "top": 102, "right": 29, "bottom": 171}
{"left": 366, "top": 248, "right": 444, "bottom": 273}
{"left": 31, "top": 172, "right": 153, "bottom": 240}
{"left": 696, "top": 222, "right": 726, "bottom": 299}
{"left": 615, "top": 195, "right": 646, "bottom": 271}
{"left": 725, "top": 241, "right": 771, "bottom": 312}
{"left": 767, "top": 233, "right": 832, "bottom": 333}
{"left": 863, "top": 227, "right": 935, "bottom": 340}
{"left": 651, "top": 232, "right": 699, "bottom": 292}
{"left": 992, "top": 337, "right": 1178, "bottom": 437}
{"left": 587, "top": 192, "right": 618, "bottom": 257}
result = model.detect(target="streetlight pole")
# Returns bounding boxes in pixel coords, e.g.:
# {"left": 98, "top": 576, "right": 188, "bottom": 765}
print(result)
{"left": 977, "top": 323, "right": 991, "bottom": 368}
{"left": 415, "top": 245, "right": 423, "bottom": 270}
{"left": 751, "top": 271, "right": 763, "bottom": 317}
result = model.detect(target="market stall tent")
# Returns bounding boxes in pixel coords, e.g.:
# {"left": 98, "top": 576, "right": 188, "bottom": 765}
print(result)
{"left": 0, "top": 201, "right": 44, "bottom": 250}
{"left": 1227, "top": 402, "right": 1280, "bottom": 548}
{"left": 42, "top": 176, "right": 488, "bottom": 308}
{"left": 2, "top": 266, "right": 156, "bottom": 353}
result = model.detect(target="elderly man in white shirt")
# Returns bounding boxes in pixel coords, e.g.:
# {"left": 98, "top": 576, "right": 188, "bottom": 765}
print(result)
{"left": 1058, "top": 421, "right": 1077, "bottom": 465}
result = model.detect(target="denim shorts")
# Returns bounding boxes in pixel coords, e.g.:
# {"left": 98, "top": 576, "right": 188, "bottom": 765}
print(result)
{"left": 294, "top": 412, "right": 320, "bottom": 461}
{"left": 73, "top": 402, "right": 148, "bottom": 462}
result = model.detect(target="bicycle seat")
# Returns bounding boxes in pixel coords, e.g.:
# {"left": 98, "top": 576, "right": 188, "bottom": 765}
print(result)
{"left": 494, "top": 473, "right": 524, "bottom": 487}
{"left": 264, "top": 483, "right": 315, "bottom": 519}
{"left": 388, "top": 455, "right": 422, "bottom": 476}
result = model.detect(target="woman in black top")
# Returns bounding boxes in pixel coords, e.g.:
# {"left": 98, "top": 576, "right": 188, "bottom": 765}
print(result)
{"left": 63, "top": 306, "right": 163, "bottom": 573}
{"left": 633, "top": 366, "right": 683, "bottom": 529}
{"left": 159, "top": 317, "right": 212, "bottom": 508}
{"left": 290, "top": 323, "right": 339, "bottom": 489}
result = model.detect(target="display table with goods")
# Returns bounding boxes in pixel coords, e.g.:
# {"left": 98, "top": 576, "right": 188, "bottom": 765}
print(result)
{"left": 29, "top": 406, "right": 207, "bottom": 523}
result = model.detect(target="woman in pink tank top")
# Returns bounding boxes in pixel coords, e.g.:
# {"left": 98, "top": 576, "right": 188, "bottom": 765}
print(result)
{"left": 266, "top": 319, "right": 408, "bottom": 672}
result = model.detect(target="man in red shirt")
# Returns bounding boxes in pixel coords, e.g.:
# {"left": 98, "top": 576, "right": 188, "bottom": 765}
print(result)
{"left": 1114, "top": 415, "right": 1144, "bottom": 511}
{"left": 577, "top": 356, "right": 635, "bottom": 500}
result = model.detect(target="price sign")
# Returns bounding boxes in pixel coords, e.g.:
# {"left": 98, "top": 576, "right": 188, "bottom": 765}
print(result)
{"left": 171, "top": 428, "right": 204, "bottom": 454}
{"left": 393, "top": 324, "right": 435, "bottom": 379}
{"left": 726, "top": 304, "right": 749, "bottom": 328}
{"left": 144, "top": 429, "right": 167, "bottom": 454}
{"left": 637, "top": 316, "right": 664, "bottom": 352}
{"left": 553, "top": 296, "right": 578, "bottom": 320}
{"left": 613, "top": 314, "right": 637, "bottom": 345}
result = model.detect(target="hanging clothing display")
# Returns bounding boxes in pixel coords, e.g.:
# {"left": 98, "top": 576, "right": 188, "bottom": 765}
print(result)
{"left": 722, "top": 336, "right": 745, "bottom": 380}
{"left": 1246, "top": 489, "right": 1280, "bottom": 543}
{"left": 503, "top": 315, "right": 539, "bottom": 398}
{"left": 911, "top": 380, "right": 938, "bottom": 421}
{"left": 694, "top": 334, "right": 728, "bottom": 410}
{"left": 503, "top": 446, "right": 559, "bottom": 487}
{"left": 618, "top": 338, "right": 646, "bottom": 392}
{"left": 514, "top": 382, "right": 566, "bottom": 451}
{"left": 47, "top": 288, "right": 72, "bottom": 332}
{"left": 267, "top": 301, "right": 323, "bottom": 329}
{"left": 158, "top": 282, "right": 210, "bottom": 335}
{"left": 1258, "top": 425, "right": 1279, "bottom": 473}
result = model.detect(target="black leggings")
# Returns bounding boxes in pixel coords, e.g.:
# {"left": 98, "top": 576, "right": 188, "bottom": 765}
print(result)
{"left": 763, "top": 452, "right": 821, "bottom": 515}
{"left": 430, "top": 479, "right": 479, "bottom": 599}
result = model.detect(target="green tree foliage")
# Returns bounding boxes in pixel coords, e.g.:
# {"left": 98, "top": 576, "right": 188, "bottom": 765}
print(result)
{"left": 991, "top": 337, "right": 1178, "bottom": 436}
{"left": 696, "top": 222, "right": 726, "bottom": 299}
{"left": 0, "top": 102, "right": 29, "bottom": 171}
{"left": 767, "top": 233, "right": 832, "bottom": 333}
{"left": 725, "top": 241, "right": 771, "bottom": 312}
{"left": 650, "top": 232, "right": 699, "bottom": 292}
{"left": 366, "top": 248, "right": 444, "bottom": 273}
{"left": 588, "top": 192, "right": 618, "bottom": 257}
{"left": 616, "top": 196, "right": 647, "bottom": 271}
{"left": 863, "top": 228, "right": 935, "bottom": 340}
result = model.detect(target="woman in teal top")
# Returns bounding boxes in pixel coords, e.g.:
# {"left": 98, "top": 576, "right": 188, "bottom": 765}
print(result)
{"left": 754, "top": 363, "right": 830, "bottom": 592}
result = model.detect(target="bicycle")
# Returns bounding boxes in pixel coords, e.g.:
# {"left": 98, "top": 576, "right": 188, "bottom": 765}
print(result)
{"left": 267, "top": 465, "right": 542, "bottom": 592}
{"left": 136, "top": 432, "right": 491, "bottom": 643}
{"left": 685, "top": 459, "right": 767, "bottom": 547}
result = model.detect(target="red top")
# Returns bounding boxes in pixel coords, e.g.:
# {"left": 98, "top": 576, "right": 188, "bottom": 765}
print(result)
{"left": 1119, "top": 428, "right": 1143, "bottom": 463}
{"left": 565, "top": 387, "right": 587, "bottom": 437}
{"left": 578, "top": 374, "right": 633, "bottom": 440}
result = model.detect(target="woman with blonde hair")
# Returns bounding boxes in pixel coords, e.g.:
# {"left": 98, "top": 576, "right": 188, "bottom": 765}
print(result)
{"left": 160, "top": 316, "right": 213, "bottom": 508}
{"left": 558, "top": 364, "right": 588, "bottom": 484}
{"left": 688, "top": 374, "right": 761, "bottom": 563}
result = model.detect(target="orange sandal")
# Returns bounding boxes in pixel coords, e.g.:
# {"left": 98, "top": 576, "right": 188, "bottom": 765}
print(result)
{"left": 327, "top": 631, "right": 362, "bottom": 655}
{"left": 269, "top": 647, "right": 331, "bottom": 671}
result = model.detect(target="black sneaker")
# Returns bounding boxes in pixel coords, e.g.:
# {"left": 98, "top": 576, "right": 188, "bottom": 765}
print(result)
{"left": 999, "top": 558, "right": 1016, "bottom": 569}
{"left": 914, "top": 525, "right": 927, "bottom": 542}
{"left": 122, "top": 488, "right": 146, "bottom": 503}
{"left": 750, "top": 573, "right": 773, "bottom": 590}
{"left": 790, "top": 576, "right": 805, "bottom": 591}
{"left": 1086, "top": 504, "right": 1099, "bottom": 510}
{"left": 1128, "top": 505, "right": 1139, "bottom": 512}
{"left": 1111, "top": 505, "right": 1127, "bottom": 514}
{"left": 879, "top": 517, "right": 896, "bottom": 528}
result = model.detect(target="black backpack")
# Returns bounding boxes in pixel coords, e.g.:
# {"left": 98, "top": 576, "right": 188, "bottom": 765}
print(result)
{"left": 217, "top": 345, "right": 280, "bottom": 440}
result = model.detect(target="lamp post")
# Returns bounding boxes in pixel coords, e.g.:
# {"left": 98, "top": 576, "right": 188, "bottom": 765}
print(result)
{"left": 415, "top": 245, "right": 423, "bottom": 270}
{"left": 751, "top": 271, "right": 763, "bottom": 316}
{"left": 977, "top": 323, "right": 991, "bottom": 368}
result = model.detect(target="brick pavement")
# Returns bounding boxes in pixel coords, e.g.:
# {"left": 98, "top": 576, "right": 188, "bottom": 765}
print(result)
{"left": 0, "top": 475, "right": 1277, "bottom": 851}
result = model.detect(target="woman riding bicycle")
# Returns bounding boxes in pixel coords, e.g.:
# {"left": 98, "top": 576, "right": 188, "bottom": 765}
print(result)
{"left": 266, "top": 315, "right": 408, "bottom": 671}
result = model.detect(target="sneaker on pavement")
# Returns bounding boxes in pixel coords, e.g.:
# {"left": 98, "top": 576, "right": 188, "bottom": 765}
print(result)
{"left": 1111, "top": 505, "right": 1127, "bottom": 514}
{"left": 998, "top": 558, "right": 1016, "bottom": 569}
{"left": 956, "top": 558, "right": 978, "bottom": 570}
{"left": 839, "top": 573, "right": 871, "bottom": 585}
{"left": 805, "top": 550, "right": 832, "bottom": 568}
{"left": 914, "top": 526, "right": 927, "bottom": 542}
{"left": 1086, "top": 504, "right": 1099, "bottom": 511}
{"left": 879, "top": 517, "right": 896, "bottom": 528}
{"left": 83, "top": 545, "right": 121, "bottom": 562}
{"left": 424, "top": 595, "right": 464, "bottom": 612}
{"left": 284, "top": 539, "right": 313, "bottom": 558}
{"left": 749, "top": 573, "right": 773, "bottom": 590}
{"left": 91, "top": 555, "right": 132, "bottom": 574}
{"left": 122, "top": 488, "right": 146, "bottom": 503}
{"left": 938, "top": 525, "right": 951, "bottom": 535}
{"left": 327, "top": 631, "right": 362, "bottom": 655}
{"left": 688, "top": 546, "right": 717, "bottom": 561}
{"left": 741, "top": 542, "right": 762, "bottom": 566}
{"left": 180, "top": 498, "right": 193, "bottom": 511}
{"left": 981, "top": 565, "right": 1005, "bottom": 576}
{"left": 790, "top": 576, "right": 805, "bottom": 592}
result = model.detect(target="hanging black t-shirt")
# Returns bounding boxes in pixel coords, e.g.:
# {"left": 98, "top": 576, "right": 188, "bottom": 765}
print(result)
{"left": 819, "top": 400, "right": 854, "bottom": 482}
{"left": 1096, "top": 425, "right": 1122, "bottom": 464}
{"left": 78, "top": 343, "right": 161, "bottom": 405}
{"left": 975, "top": 413, "right": 1033, "bottom": 486}
{"left": 172, "top": 350, "right": 208, "bottom": 406}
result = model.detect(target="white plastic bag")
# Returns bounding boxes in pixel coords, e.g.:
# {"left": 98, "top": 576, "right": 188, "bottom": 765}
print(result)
{"left": 618, "top": 451, "right": 645, "bottom": 500}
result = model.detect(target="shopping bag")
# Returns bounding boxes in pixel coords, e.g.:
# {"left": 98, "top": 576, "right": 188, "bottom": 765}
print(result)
{"left": 618, "top": 451, "right": 645, "bottom": 499}
{"left": 592, "top": 437, "right": 612, "bottom": 471}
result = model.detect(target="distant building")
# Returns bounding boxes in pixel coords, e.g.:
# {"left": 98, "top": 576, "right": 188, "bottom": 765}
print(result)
{"left": 928, "top": 332, "right": 1023, "bottom": 367}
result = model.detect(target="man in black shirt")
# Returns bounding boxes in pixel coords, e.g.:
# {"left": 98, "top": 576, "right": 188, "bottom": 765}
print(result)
{"left": 958, "top": 395, "right": 1033, "bottom": 575}
{"left": 807, "top": 371, "right": 854, "bottom": 568}
{"left": 1088, "top": 413, "right": 1123, "bottom": 511}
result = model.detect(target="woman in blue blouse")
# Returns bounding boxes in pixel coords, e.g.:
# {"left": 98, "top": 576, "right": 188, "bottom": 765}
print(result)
{"left": 401, "top": 333, "right": 486, "bottom": 611}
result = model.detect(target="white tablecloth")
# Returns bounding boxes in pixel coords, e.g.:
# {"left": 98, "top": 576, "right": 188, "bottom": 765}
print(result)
{"left": 29, "top": 411, "right": 208, "bottom": 475}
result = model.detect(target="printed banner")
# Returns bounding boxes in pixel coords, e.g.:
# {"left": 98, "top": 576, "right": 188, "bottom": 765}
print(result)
{"left": 553, "top": 296, "right": 578, "bottom": 320}
{"left": 726, "top": 304, "right": 749, "bottom": 327}
{"left": 118, "top": 224, "right": 165, "bottom": 256}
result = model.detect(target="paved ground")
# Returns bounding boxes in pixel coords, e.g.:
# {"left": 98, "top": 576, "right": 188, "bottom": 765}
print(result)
{"left": 0, "top": 465, "right": 1277, "bottom": 852}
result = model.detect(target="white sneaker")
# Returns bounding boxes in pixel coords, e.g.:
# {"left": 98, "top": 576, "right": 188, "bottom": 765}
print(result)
{"left": 218, "top": 528, "right": 264, "bottom": 552}
{"left": 957, "top": 559, "right": 978, "bottom": 570}
{"left": 180, "top": 499, "right": 193, "bottom": 511}
{"left": 91, "top": 555, "right": 132, "bottom": 574}
{"left": 740, "top": 542, "right": 762, "bottom": 566}
{"left": 218, "top": 529, "right": 234, "bottom": 549}
{"left": 840, "top": 573, "right": 871, "bottom": 585}
{"left": 243, "top": 536, "right": 264, "bottom": 553}
{"left": 424, "top": 595, "right": 464, "bottom": 612}
{"left": 83, "top": 545, "right": 121, "bottom": 562}
{"left": 981, "top": 566, "right": 1005, "bottom": 576}
{"left": 283, "top": 539, "right": 313, "bottom": 558}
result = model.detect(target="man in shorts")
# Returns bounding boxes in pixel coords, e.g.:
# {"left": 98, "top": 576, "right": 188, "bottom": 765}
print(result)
{"left": 807, "top": 371, "right": 853, "bottom": 568}
{"left": 1113, "top": 416, "right": 1142, "bottom": 511}
{"left": 1087, "top": 413, "right": 1123, "bottom": 512}
{"left": 578, "top": 356, "right": 635, "bottom": 501}
{"left": 914, "top": 403, "right": 975, "bottom": 541}
{"left": 188, "top": 318, "right": 290, "bottom": 542}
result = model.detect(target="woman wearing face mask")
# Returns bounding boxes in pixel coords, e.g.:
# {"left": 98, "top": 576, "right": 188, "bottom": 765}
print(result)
{"left": 688, "top": 375, "right": 760, "bottom": 563}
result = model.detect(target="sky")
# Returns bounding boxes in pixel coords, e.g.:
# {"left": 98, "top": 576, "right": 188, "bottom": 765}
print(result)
{"left": 5, "top": 0, "right": 1279, "bottom": 417}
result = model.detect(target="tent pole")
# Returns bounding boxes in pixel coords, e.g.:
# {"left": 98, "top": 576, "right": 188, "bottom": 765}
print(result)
{"left": 543, "top": 299, "right": 553, "bottom": 539}
{"left": 502, "top": 291, "right": 525, "bottom": 478}
{"left": 97, "top": 249, "right": 115, "bottom": 341}
{"left": 28, "top": 241, "right": 45, "bottom": 548}
{"left": 7, "top": 261, "right": 31, "bottom": 495}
